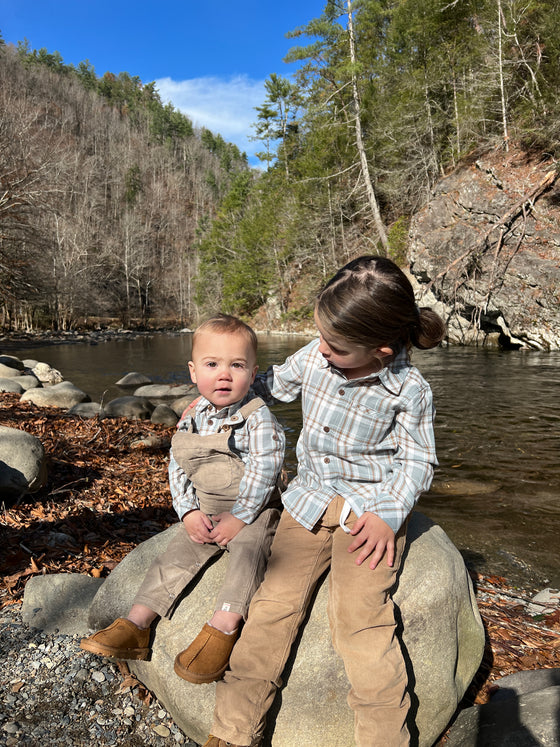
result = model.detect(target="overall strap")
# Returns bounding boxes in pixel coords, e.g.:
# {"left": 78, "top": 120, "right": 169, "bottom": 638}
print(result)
{"left": 237, "top": 396, "right": 266, "bottom": 421}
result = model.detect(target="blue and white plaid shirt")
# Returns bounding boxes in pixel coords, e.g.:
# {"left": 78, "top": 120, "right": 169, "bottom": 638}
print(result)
{"left": 254, "top": 338, "right": 437, "bottom": 533}
{"left": 168, "top": 392, "right": 285, "bottom": 524}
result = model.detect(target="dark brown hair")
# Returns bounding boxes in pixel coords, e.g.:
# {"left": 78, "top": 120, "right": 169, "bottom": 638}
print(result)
{"left": 192, "top": 314, "right": 258, "bottom": 357}
{"left": 315, "top": 255, "right": 446, "bottom": 352}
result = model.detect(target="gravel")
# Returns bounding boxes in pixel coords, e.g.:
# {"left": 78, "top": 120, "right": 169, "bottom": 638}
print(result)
{"left": 0, "top": 604, "right": 200, "bottom": 746}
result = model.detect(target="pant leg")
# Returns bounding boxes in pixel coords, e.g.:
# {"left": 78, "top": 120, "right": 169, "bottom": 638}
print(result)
{"left": 328, "top": 514, "right": 410, "bottom": 747}
{"left": 213, "top": 506, "right": 281, "bottom": 619}
{"left": 211, "top": 508, "right": 335, "bottom": 747}
{"left": 133, "top": 524, "right": 223, "bottom": 618}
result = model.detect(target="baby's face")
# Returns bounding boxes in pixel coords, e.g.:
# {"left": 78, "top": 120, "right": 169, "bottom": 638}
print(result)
{"left": 188, "top": 330, "right": 258, "bottom": 408}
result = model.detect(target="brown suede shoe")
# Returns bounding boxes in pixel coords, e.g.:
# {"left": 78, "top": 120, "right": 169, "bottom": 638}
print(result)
{"left": 80, "top": 618, "right": 150, "bottom": 660}
{"left": 174, "top": 623, "right": 239, "bottom": 684}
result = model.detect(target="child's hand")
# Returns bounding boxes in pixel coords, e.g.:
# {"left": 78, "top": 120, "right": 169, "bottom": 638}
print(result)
{"left": 347, "top": 512, "right": 395, "bottom": 570}
{"left": 182, "top": 509, "right": 214, "bottom": 544}
{"left": 209, "top": 512, "right": 246, "bottom": 547}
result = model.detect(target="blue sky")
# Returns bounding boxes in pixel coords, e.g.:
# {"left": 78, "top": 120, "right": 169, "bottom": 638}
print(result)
{"left": 0, "top": 0, "right": 325, "bottom": 164}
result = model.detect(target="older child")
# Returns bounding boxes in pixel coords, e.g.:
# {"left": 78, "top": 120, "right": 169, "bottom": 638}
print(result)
{"left": 204, "top": 256, "right": 446, "bottom": 746}
{"left": 81, "top": 315, "right": 285, "bottom": 684}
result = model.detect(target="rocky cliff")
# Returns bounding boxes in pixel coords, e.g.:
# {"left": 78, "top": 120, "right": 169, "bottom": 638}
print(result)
{"left": 408, "top": 144, "right": 560, "bottom": 350}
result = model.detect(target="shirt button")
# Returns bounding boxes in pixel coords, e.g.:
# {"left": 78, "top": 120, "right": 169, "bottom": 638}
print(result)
{"left": 222, "top": 424, "right": 230, "bottom": 431}
{"left": 324, "top": 457, "right": 330, "bottom": 464}
{"left": 323, "top": 426, "right": 330, "bottom": 432}
{"left": 338, "top": 389, "right": 345, "bottom": 396}
{"left": 208, "top": 419, "right": 214, "bottom": 425}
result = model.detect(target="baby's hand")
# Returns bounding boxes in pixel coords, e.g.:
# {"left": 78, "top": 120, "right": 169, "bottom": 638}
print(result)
{"left": 210, "top": 512, "right": 246, "bottom": 547}
{"left": 347, "top": 512, "right": 395, "bottom": 570}
{"left": 182, "top": 509, "right": 214, "bottom": 544}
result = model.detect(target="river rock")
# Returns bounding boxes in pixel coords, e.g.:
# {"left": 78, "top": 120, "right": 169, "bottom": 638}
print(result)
{"left": 31, "top": 362, "right": 64, "bottom": 384}
{"left": 15, "top": 374, "right": 42, "bottom": 390}
{"left": 82, "top": 512, "right": 484, "bottom": 747}
{"left": 22, "top": 358, "right": 39, "bottom": 368}
{"left": 0, "top": 377, "right": 24, "bottom": 393}
{"left": 170, "top": 392, "right": 200, "bottom": 417}
{"left": 0, "top": 425, "right": 47, "bottom": 497}
{"left": 0, "top": 361, "right": 23, "bottom": 377}
{"left": 0, "top": 354, "right": 25, "bottom": 371}
{"left": 150, "top": 404, "right": 179, "bottom": 426}
{"left": 67, "top": 402, "right": 104, "bottom": 418}
{"left": 103, "top": 395, "right": 155, "bottom": 420}
{"left": 444, "top": 673, "right": 560, "bottom": 746}
{"left": 22, "top": 573, "right": 104, "bottom": 635}
{"left": 21, "top": 382, "right": 90, "bottom": 409}
{"left": 116, "top": 372, "right": 153, "bottom": 387}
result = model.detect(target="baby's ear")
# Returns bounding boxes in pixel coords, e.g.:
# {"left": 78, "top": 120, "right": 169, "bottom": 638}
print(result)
{"left": 251, "top": 365, "right": 258, "bottom": 381}
{"left": 188, "top": 360, "right": 197, "bottom": 383}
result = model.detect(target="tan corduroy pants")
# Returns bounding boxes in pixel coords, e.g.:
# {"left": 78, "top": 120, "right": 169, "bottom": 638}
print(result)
{"left": 212, "top": 495, "right": 410, "bottom": 747}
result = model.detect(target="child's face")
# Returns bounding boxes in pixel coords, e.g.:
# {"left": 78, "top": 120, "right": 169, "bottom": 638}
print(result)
{"left": 188, "top": 330, "right": 258, "bottom": 408}
{"left": 314, "top": 311, "right": 392, "bottom": 379}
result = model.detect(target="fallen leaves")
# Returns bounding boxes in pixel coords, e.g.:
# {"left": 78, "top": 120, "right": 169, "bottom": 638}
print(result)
{"left": 1, "top": 393, "right": 175, "bottom": 606}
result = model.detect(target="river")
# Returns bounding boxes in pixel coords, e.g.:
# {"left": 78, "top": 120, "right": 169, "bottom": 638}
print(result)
{"left": 6, "top": 332, "right": 560, "bottom": 593}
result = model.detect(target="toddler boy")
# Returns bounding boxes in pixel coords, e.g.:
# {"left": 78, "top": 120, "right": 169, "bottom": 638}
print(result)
{"left": 81, "top": 314, "right": 285, "bottom": 684}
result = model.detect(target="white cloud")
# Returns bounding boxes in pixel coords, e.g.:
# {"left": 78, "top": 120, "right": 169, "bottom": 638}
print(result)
{"left": 154, "top": 75, "right": 266, "bottom": 164}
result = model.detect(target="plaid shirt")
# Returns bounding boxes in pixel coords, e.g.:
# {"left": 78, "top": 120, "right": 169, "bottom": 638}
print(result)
{"left": 253, "top": 338, "right": 437, "bottom": 533}
{"left": 168, "top": 392, "right": 285, "bottom": 524}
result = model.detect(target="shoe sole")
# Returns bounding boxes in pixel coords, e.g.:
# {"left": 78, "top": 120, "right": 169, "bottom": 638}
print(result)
{"left": 173, "top": 658, "right": 228, "bottom": 684}
{"left": 80, "top": 638, "right": 150, "bottom": 661}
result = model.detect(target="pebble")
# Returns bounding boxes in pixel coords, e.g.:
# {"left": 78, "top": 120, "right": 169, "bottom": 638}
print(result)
{"left": 0, "top": 605, "right": 199, "bottom": 746}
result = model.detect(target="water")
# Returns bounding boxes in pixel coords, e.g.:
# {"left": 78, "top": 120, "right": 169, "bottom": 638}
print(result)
{"left": 7, "top": 333, "right": 560, "bottom": 592}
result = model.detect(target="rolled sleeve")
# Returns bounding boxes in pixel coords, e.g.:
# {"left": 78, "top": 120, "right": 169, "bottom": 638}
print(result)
{"left": 168, "top": 451, "right": 198, "bottom": 521}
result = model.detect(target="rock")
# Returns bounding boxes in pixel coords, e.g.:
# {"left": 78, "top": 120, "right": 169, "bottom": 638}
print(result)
{"left": 444, "top": 683, "right": 560, "bottom": 746}
{"left": 22, "top": 358, "right": 39, "bottom": 369}
{"left": 21, "top": 382, "right": 90, "bottom": 409}
{"left": 22, "top": 574, "right": 104, "bottom": 635}
{"left": 31, "top": 362, "right": 64, "bottom": 384}
{"left": 150, "top": 404, "right": 179, "bottom": 426}
{"left": 409, "top": 150, "right": 560, "bottom": 350}
{"left": 0, "top": 362, "right": 23, "bottom": 378}
{"left": 67, "top": 402, "right": 104, "bottom": 419}
{"left": 103, "top": 396, "right": 155, "bottom": 420}
{"left": 134, "top": 384, "right": 177, "bottom": 398}
{"left": 14, "top": 374, "right": 42, "bottom": 391}
{"left": 526, "top": 587, "right": 560, "bottom": 616}
{"left": 490, "top": 668, "right": 560, "bottom": 701}
{"left": 0, "top": 425, "right": 47, "bottom": 497}
{"left": 0, "top": 377, "right": 24, "bottom": 393}
{"left": 115, "top": 372, "right": 153, "bottom": 387}
{"left": 83, "top": 512, "right": 484, "bottom": 747}
{"left": 0, "top": 354, "right": 25, "bottom": 371}
{"left": 170, "top": 392, "right": 199, "bottom": 417}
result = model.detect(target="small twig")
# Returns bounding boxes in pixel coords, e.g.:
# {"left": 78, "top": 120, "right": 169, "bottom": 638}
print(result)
{"left": 48, "top": 477, "right": 89, "bottom": 496}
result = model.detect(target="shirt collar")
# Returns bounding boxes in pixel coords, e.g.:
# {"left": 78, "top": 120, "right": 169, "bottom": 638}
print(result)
{"left": 314, "top": 338, "right": 409, "bottom": 396}
{"left": 196, "top": 391, "right": 253, "bottom": 420}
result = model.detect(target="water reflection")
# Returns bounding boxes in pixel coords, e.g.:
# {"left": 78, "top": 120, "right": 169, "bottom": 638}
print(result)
{"left": 8, "top": 334, "right": 560, "bottom": 591}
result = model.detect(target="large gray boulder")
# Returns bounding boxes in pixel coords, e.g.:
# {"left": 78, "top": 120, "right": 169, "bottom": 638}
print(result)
{"left": 21, "top": 382, "right": 90, "bottom": 409}
{"left": 0, "top": 425, "right": 47, "bottom": 497}
{"left": 0, "top": 354, "right": 25, "bottom": 372}
{"left": 83, "top": 512, "right": 484, "bottom": 747}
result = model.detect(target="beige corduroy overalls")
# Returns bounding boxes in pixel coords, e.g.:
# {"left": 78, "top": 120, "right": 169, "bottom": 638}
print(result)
{"left": 133, "top": 397, "right": 282, "bottom": 620}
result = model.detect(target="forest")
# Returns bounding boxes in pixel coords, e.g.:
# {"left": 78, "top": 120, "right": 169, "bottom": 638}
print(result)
{"left": 1, "top": 0, "right": 559, "bottom": 332}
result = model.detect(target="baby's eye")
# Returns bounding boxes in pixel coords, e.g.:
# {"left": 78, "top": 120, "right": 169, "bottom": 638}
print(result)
{"left": 232, "top": 362, "right": 245, "bottom": 369}
{"left": 205, "top": 361, "right": 217, "bottom": 367}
